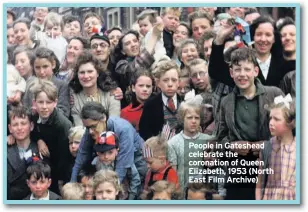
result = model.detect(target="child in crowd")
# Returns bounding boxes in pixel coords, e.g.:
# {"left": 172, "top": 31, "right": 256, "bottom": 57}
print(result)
{"left": 61, "top": 182, "right": 85, "bottom": 200}
{"left": 185, "top": 181, "right": 221, "bottom": 200}
{"left": 93, "top": 170, "right": 123, "bottom": 200}
{"left": 68, "top": 126, "right": 86, "bottom": 158}
{"left": 141, "top": 180, "right": 182, "bottom": 200}
{"left": 24, "top": 161, "right": 61, "bottom": 200}
{"left": 177, "top": 68, "right": 192, "bottom": 101}
{"left": 139, "top": 60, "right": 181, "bottom": 141}
{"left": 256, "top": 94, "right": 296, "bottom": 200}
{"left": 92, "top": 131, "right": 139, "bottom": 200}
{"left": 143, "top": 135, "right": 179, "bottom": 191}
{"left": 38, "top": 12, "right": 68, "bottom": 64}
{"left": 77, "top": 165, "right": 96, "bottom": 200}
{"left": 62, "top": 15, "right": 81, "bottom": 40}
{"left": 83, "top": 12, "right": 104, "bottom": 38}
{"left": 121, "top": 70, "right": 154, "bottom": 131}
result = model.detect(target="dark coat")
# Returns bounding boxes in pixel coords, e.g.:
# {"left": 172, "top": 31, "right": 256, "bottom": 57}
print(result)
{"left": 163, "top": 29, "right": 174, "bottom": 58}
{"left": 7, "top": 142, "right": 38, "bottom": 200}
{"left": 139, "top": 93, "right": 182, "bottom": 141}
{"left": 23, "top": 190, "right": 62, "bottom": 200}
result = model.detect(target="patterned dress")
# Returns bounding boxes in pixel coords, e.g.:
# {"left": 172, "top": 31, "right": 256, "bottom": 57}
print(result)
{"left": 263, "top": 137, "right": 296, "bottom": 200}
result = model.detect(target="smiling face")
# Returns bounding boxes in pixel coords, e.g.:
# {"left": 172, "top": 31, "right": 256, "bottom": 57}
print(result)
{"left": 280, "top": 24, "right": 296, "bottom": 54}
{"left": 90, "top": 38, "right": 110, "bottom": 62}
{"left": 181, "top": 43, "right": 199, "bottom": 67}
{"left": 230, "top": 60, "right": 259, "bottom": 91}
{"left": 77, "top": 62, "right": 99, "bottom": 89}
{"left": 34, "top": 91, "right": 57, "bottom": 119}
{"left": 95, "top": 182, "right": 118, "bottom": 200}
{"left": 34, "top": 7, "right": 48, "bottom": 24}
{"left": 108, "top": 29, "right": 122, "bottom": 49}
{"left": 81, "top": 176, "right": 94, "bottom": 200}
{"left": 173, "top": 25, "right": 189, "bottom": 48}
{"left": 15, "top": 52, "right": 33, "bottom": 79}
{"left": 14, "top": 22, "right": 30, "bottom": 45}
{"left": 66, "top": 39, "right": 84, "bottom": 65}
{"left": 254, "top": 22, "right": 275, "bottom": 55}
{"left": 84, "top": 16, "right": 102, "bottom": 38}
{"left": 122, "top": 33, "right": 140, "bottom": 57}
{"left": 9, "top": 116, "right": 32, "bottom": 142}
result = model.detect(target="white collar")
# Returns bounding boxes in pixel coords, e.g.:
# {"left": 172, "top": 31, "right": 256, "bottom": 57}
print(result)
{"left": 180, "top": 131, "right": 201, "bottom": 139}
{"left": 30, "top": 190, "right": 50, "bottom": 200}
{"left": 162, "top": 93, "right": 177, "bottom": 109}
{"left": 256, "top": 54, "right": 271, "bottom": 65}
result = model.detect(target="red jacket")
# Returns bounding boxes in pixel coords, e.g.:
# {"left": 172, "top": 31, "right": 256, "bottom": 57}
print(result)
{"left": 120, "top": 103, "right": 144, "bottom": 131}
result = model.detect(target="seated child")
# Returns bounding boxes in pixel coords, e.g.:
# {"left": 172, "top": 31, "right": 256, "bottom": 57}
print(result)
{"left": 91, "top": 131, "right": 139, "bottom": 200}
{"left": 141, "top": 180, "right": 182, "bottom": 200}
{"left": 143, "top": 135, "right": 179, "bottom": 191}
{"left": 93, "top": 170, "right": 123, "bottom": 200}
{"left": 24, "top": 161, "right": 61, "bottom": 200}
{"left": 61, "top": 182, "right": 85, "bottom": 200}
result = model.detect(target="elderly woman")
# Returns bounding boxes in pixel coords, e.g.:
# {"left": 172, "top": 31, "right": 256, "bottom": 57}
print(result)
{"left": 177, "top": 39, "right": 200, "bottom": 73}
{"left": 69, "top": 50, "right": 120, "bottom": 126}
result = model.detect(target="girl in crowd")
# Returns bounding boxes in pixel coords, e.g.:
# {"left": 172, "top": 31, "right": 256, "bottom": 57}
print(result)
{"left": 69, "top": 50, "right": 120, "bottom": 126}
{"left": 13, "top": 18, "right": 37, "bottom": 48}
{"left": 172, "top": 22, "right": 191, "bottom": 67}
{"left": 141, "top": 180, "right": 182, "bottom": 200}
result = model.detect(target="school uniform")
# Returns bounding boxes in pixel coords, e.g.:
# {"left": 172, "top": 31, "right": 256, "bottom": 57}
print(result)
{"left": 23, "top": 190, "right": 62, "bottom": 200}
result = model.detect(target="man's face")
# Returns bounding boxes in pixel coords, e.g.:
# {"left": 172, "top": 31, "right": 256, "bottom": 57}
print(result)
{"left": 34, "top": 7, "right": 48, "bottom": 24}
{"left": 90, "top": 38, "right": 110, "bottom": 62}
{"left": 192, "top": 18, "right": 212, "bottom": 40}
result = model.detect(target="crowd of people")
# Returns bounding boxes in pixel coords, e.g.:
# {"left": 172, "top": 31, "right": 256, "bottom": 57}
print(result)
{"left": 6, "top": 6, "right": 296, "bottom": 201}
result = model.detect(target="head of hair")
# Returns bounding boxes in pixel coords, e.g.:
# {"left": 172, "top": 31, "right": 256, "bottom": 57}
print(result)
{"left": 68, "top": 36, "right": 90, "bottom": 49}
{"left": 44, "top": 12, "right": 64, "bottom": 30}
{"left": 7, "top": 9, "right": 16, "bottom": 21}
{"left": 177, "top": 22, "right": 192, "bottom": 37}
{"left": 33, "top": 47, "right": 60, "bottom": 74}
{"left": 152, "top": 60, "right": 180, "bottom": 79}
{"left": 230, "top": 47, "right": 258, "bottom": 67}
{"left": 69, "top": 50, "right": 116, "bottom": 93}
{"left": 188, "top": 10, "right": 214, "bottom": 28}
{"left": 31, "top": 78, "right": 58, "bottom": 102}
{"left": 179, "top": 67, "right": 190, "bottom": 78}
{"left": 177, "top": 101, "right": 201, "bottom": 127}
{"left": 68, "top": 126, "right": 86, "bottom": 142}
{"left": 114, "top": 30, "right": 140, "bottom": 63}
{"left": 144, "top": 135, "right": 168, "bottom": 158}
{"left": 83, "top": 12, "right": 104, "bottom": 25}
{"left": 13, "top": 17, "right": 31, "bottom": 29}
{"left": 185, "top": 182, "right": 215, "bottom": 200}
{"left": 61, "top": 183, "right": 85, "bottom": 200}
{"left": 80, "top": 101, "right": 109, "bottom": 122}
{"left": 244, "top": 7, "right": 259, "bottom": 17}
{"left": 250, "top": 15, "right": 275, "bottom": 38}
{"left": 93, "top": 170, "right": 122, "bottom": 193}
{"left": 187, "top": 58, "right": 208, "bottom": 75}
{"left": 142, "top": 180, "right": 183, "bottom": 200}
{"left": 26, "top": 160, "right": 51, "bottom": 180}
{"left": 77, "top": 164, "right": 97, "bottom": 183}
{"left": 62, "top": 14, "right": 80, "bottom": 26}
{"left": 12, "top": 46, "right": 35, "bottom": 67}
{"left": 8, "top": 105, "right": 32, "bottom": 124}
{"left": 130, "top": 69, "right": 154, "bottom": 86}
{"left": 137, "top": 9, "right": 158, "bottom": 24}
{"left": 198, "top": 30, "right": 216, "bottom": 56}
{"left": 106, "top": 26, "right": 122, "bottom": 35}
{"left": 177, "top": 39, "right": 199, "bottom": 62}
{"left": 161, "top": 7, "right": 182, "bottom": 17}
{"left": 7, "top": 23, "right": 14, "bottom": 30}
{"left": 277, "top": 17, "right": 295, "bottom": 32}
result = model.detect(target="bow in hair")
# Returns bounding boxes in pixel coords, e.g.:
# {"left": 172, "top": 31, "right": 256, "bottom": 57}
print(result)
{"left": 184, "top": 89, "right": 203, "bottom": 105}
{"left": 274, "top": 94, "right": 293, "bottom": 109}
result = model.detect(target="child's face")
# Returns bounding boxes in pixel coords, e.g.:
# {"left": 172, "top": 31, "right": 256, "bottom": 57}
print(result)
{"left": 158, "top": 68, "right": 179, "bottom": 98}
{"left": 192, "top": 18, "right": 212, "bottom": 40}
{"left": 95, "top": 182, "right": 118, "bottom": 200}
{"left": 269, "top": 108, "right": 291, "bottom": 137}
{"left": 34, "top": 91, "right": 57, "bottom": 119}
{"left": 63, "top": 21, "right": 81, "bottom": 39}
{"left": 203, "top": 38, "right": 214, "bottom": 62}
{"left": 27, "top": 175, "right": 51, "bottom": 199}
{"left": 69, "top": 139, "right": 81, "bottom": 157}
{"left": 34, "top": 58, "right": 55, "bottom": 80}
{"left": 66, "top": 39, "right": 84, "bottom": 64}
{"left": 152, "top": 191, "right": 171, "bottom": 200}
{"left": 183, "top": 109, "right": 201, "bottom": 135}
{"left": 83, "top": 17, "right": 101, "bottom": 38}
{"left": 14, "top": 22, "right": 30, "bottom": 45}
{"left": 81, "top": 176, "right": 94, "bottom": 200}
{"left": 34, "top": 7, "right": 48, "bottom": 24}
{"left": 281, "top": 25, "right": 296, "bottom": 54}
{"left": 230, "top": 60, "right": 258, "bottom": 91}
{"left": 138, "top": 17, "right": 153, "bottom": 36}
{"left": 77, "top": 62, "right": 99, "bottom": 89}
{"left": 181, "top": 44, "right": 199, "bottom": 67}
{"left": 15, "top": 52, "right": 32, "bottom": 78}
{"left": 253, "top": 22, "right": 275, "bottom": 55}
{"left": 162, "top": 12, "right": 179, "bottom": 32}
{"left": 7, "top": 27, "right": 15, "bottom": 45}
{"left": 90, "top": 39, "right": 111, "bottom": 62}
{"left": 190, "top": 63, "right": 209, "bottom": 91}
{"left": 9, "top": 116, "right": 32, "bottom": 141}
{"left": 173, "top": 25, "right": 189, "bottom": 48}
{"left": 45, "top": 24, "right": 62, "bottom": 38}
{"left": 121, "top": 33, "right": 140, "bottom": 57}
{"left": 187, "top": 189, "right": 206, "bottom": 200}
{"left": 177, "top": 77, "right": 191, "bottom": 98}
{"left": 146, "top": 157, "right": 165, "bottom": 172}
{"left": 132, "top": 76, "right": 153, "bottom": 103}
{"left": 108, "top": 29, "right": 122, "bottom": 49}
{"left": 97, "top": 149, "right": 118, "bottom": 165}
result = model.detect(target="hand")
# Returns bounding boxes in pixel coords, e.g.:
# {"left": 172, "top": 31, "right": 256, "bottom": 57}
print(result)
{"left": 7, "top": 91, "right": 22, "bottom": 104}
{"left": 38, "top": 139, "right": 50, "bottom": 157}
{"left": 111, "top": 87, "right": 123, "bottom": 100}
{"left": 7, "top": 135, "right": 16, "bottom": 146}
{"left": 230, "top": 141, "right": 251, "bottom": 156}
{"left": 215, "top": 21, "right": 235, "bottom": 45}
{"left": 152, "top": 22, "right": 164, "bottom": 37}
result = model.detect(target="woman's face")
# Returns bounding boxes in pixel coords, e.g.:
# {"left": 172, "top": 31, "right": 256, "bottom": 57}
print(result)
{"left": 66, "top": 39, "right": 84, "bottom": 64}
{"left": 181, "top": 43, "right": 199, "bottom": 66}
{"left": 280, "top": 24, "right": 296, "bottom": 53}
{"left": 173, "top": 25, "right": 189, "bottom": 48}
{"left": 14, "top": 22, "right": 30, "bottom": 45}
{"left": 121, "top": 33, "right": 140, "bottom": 57}
{"left": 77, "top": 62, "right": 99, "bottom": 89}
{"left": 108, "top": 29, "right": 122, "bottom": 49}
{"left": 14, "top": 52, "right": 32, "bottom": 78}
{"left": 254, "top": 22, "right": 275, "bottom": 55}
